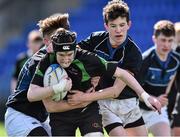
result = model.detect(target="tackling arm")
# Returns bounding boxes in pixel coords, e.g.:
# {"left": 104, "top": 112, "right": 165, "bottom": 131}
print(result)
{"left": 43, "top": 97, "right": 91, "bottom": 113}
{"left": 27, "top": 84, "right": 54, "bottom": 102}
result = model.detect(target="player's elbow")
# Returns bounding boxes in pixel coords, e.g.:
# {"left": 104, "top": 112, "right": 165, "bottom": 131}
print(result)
{"left": 111, "top": 91, "right": 119, "bottom": 98}
{"left": 27, "top": 89, "right": 36, "bottom": 102}
{"left": 27, "top": 85, "right": 38, "bottom": 102}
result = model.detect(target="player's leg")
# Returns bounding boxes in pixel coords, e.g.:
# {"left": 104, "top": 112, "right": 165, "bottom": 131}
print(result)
{"left": 99, "top": 98, "right": 146, "bottom": 136}
{"left": 125, "top": 117, "right": 147, "bottom": 136}
{"left": 79, "top": 106, "right": 104, "bottom": 137}
{"left": 149, "top": 122, "right": 171, "bottom": 136}
{"left": 5, "top": 107, "right": 49, "bottom": 136}
{"left": 172, "top": 127, "right": 180, "bottom": 136}
{"left": 141, "top": 106, "right": 171, "bottom": 136}
{"left": 106, "top": 123, "right": 127, "bottom": 136}
{"left": 171, "top": 92, "right": 180, "bottom": 136}
{"left": 171, "top": 114, "right": 180, "bottom": 136}
{"left": 98, "top": 99, "right": 126, "bottom": 136}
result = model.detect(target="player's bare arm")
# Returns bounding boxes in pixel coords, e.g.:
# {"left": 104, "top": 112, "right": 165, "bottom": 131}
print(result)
{"left": 27, "top": 77, "right": 72, "bottom": 102}
{"left": 27, "top": 84, "right": 54, "bottom": 102}
{"left": 68, "top": 67, "right": 161, "bottom": 113}
{"left": 42, "top": 97, "right": 91, "bottom": 113}
{"left": 114, "top": 67, "right": 162, "bottom": 113}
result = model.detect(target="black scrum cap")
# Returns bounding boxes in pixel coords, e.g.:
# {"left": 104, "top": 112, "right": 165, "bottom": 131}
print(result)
{"left": 51, "top": 29, "right": 76, "bottom": 52}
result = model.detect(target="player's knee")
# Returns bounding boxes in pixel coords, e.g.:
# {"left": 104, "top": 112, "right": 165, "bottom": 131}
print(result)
{"left": 84, "top": 132, "right": 104, "bottom": 137}
{"left": 27, "top": 126, "right": 49, "bottom": 136}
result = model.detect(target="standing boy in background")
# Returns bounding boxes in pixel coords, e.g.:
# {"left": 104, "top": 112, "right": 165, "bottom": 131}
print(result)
{"left": 139, "top": 20, "right": 180, "bottom": 136}
{"left": 11, "top": 30, "right": 43, "bottom": 90}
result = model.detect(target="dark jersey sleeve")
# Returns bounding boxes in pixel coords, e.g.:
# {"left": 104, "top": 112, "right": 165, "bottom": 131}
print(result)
{"left": 119, "top": 43, "right": 142, "bottom": 76}
{"left": 78, "top": 31, "right": 108, "bottom": 52}
{"left": 82, "top": 51, "right": 118, "bottom": 78}
{"left": 78, "top": 34, "right": 94, "bottom": 52}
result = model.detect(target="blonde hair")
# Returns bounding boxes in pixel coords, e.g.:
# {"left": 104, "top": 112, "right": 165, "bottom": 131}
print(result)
{"left": 153, "top": 20, "right": 175, "bottom": 37}
{"left": 38, "top": 13, "right": 70, "bottom": 37}
{"left": 174, "top": 22, "right": 180, "bottom": 33}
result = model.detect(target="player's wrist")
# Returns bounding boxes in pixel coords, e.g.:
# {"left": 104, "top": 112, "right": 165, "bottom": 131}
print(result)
{"left": 140, "top": 92, "right": 152, "bottom": 108}
{"left": 140, "top": 92, "right": 150, "bottom": 102}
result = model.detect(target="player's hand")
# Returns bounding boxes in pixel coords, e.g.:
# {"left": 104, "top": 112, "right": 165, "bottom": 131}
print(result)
{"left": 91, "top": 76, "right": 100, "bottom": 88}
{"left": 68, "top": 90, "right": 87, "bottom": 105}
{"left": 157, "top": 94, "right": 168, "bottom": 107}
{"left": 68, "top": 87, "right": 94, "bottom": 105}
{"left": 52, "top": 77, "right": 72, "bottom": 94}
{"left": 141, "top": 92, "right": 161, "bottom": 114}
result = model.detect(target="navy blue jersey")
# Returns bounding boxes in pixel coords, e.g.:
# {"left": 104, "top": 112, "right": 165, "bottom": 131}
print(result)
{"left": 6, "top": 47, "right": 48, "bottom": 122}
{"left": 78, "top": 31, "right": 142, "bottom": 99}
{"left": 139, "top": 47, "right": 180, "bottom": 110}
{"left": 31, "top": 48, "right": 117, "bottom": 118}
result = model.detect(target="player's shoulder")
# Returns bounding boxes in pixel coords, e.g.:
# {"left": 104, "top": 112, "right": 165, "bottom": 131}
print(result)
{"left": 75, "top": 48, "right": 100, "bottom": 63}
{"left": 90, "top": 31, "right": 108, "bottom": 41}
{"left": 142, "top": 46, "right": 155, "bottom": 60}
{"left": 31, "top": 47, "right": 47, "bottom": 61}
{"left": 124, "top": 36, "right": 142, "bottom": 55}
{"left": 171, "top": 50, "right": 180, "bottom": 61}
{"left": 91, "top": 31, "right": 108, "bottom": 37}
{"left": 75, "top": 48, "right": 107, "bottom": 71}
{"left": 126, "top": 36, "right": 140, "bottom": 49}
{"left": 76, "top": 48, "right": 96, "bottom": 57}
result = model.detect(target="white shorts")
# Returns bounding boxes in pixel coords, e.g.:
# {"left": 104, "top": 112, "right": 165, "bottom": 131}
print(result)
{"left": 141, "top": 106, "right": 170, "bottom": 128}
{"left": 98, "top": 98, "right": 142, "bottom": 127}
{"left": 5, "top": 107, "right": 51, "bottom": 136}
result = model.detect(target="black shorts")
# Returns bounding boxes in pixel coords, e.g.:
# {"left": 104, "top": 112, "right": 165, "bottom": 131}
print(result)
{"left": 50, "top": 108, "right": 103, "bottom": 136}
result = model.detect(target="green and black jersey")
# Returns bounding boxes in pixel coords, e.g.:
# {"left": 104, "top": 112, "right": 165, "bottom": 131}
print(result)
{"left": 31, "top": 48, "right": 117, "bottom": 117}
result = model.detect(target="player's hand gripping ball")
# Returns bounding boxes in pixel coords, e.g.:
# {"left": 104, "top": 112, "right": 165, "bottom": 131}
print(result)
{"left": 43, "top": 64, "right": 71, "bottom": 101}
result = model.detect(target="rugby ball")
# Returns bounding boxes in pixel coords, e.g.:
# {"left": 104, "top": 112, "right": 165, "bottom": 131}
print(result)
{"left": 43, "top": 64, "right": 68, "bottom": 101}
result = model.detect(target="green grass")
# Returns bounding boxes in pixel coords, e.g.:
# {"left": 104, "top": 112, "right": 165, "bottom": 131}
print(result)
{"left": 0, "top": 123, "right": 107, "bottom": 137}
{"left": 0, "top": 122, "right": 7, "bottom": 136}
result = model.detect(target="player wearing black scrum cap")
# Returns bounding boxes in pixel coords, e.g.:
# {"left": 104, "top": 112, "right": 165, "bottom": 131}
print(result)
{"left": 28, "top": 28, "right": 161, "bottom": 136}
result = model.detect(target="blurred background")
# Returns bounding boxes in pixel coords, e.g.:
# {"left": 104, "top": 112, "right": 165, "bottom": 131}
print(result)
{"left": 0, "top": 0, "right": 179, "bottom": 122}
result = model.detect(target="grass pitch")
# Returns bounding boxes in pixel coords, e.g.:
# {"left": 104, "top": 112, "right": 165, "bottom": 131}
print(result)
{"left": 0, "top": 121, "right": 153, "bottom": 137}
{"left": 0, "top": 122, "right": 6, "bottom": 136}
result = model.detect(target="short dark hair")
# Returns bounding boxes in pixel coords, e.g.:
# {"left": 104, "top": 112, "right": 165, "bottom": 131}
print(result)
{"left": 103, "top": 0, "right": 130, "bottom": 24}
{"left": 153, "top": 20, "right": 175, "bottom": 37}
